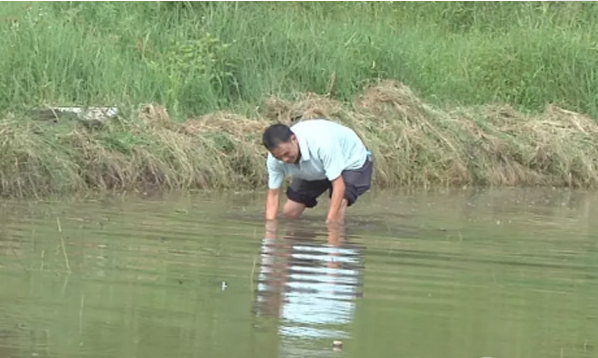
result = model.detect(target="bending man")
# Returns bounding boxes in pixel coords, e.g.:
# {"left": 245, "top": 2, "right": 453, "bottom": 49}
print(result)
{"left": 262, "top": 119, "right": 373, "bottom": 224}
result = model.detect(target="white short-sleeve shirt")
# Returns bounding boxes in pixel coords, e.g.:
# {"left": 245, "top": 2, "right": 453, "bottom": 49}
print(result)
{"left": 267, "top": 120, "right": 368, "bottom": 189}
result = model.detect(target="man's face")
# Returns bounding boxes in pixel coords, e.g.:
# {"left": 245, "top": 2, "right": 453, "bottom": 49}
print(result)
{"left": 270, "top": 135, "right": 300, "bottom": 164}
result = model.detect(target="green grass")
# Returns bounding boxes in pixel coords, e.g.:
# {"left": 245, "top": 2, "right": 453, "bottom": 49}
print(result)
{"left": 1, "top": 2, "right": 597, "bottom": 118}
{"left": 2, "top": 2, "right": 598, "bottom": 197}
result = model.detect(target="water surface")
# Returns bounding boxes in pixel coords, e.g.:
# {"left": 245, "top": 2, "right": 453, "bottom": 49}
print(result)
{"left": 1, "top": 188, "right": 597, "bottom": 358}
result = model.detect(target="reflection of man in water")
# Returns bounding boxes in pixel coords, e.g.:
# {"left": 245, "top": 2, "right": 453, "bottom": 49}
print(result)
{"left": 254, "top": 220, "right": 364, "bottom": 356}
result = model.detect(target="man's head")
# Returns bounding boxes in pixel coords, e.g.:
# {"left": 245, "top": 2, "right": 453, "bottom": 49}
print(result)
{"left": 262, "top": 123, "right": 300, "bottom": 164}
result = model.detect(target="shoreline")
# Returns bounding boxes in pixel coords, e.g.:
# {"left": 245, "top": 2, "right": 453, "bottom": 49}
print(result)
{"left": 2, "top": 81, "right": 598, "bottom": 199}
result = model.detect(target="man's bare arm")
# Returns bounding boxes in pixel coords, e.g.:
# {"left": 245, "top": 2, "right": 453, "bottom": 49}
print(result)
{"left": 265, "top": 188, "right": 281, "bottom": 220}
{"left": 327, "top": 176, "right": 346, "bottom": 224}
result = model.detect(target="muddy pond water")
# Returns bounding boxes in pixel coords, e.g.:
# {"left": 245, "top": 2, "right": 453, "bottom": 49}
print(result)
{"left": 1, "top": 188, "right": 597, "bottom": 358}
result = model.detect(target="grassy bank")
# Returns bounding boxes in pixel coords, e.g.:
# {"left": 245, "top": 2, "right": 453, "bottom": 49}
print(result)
{"left": 2, "top": 80, "right": 598, "bottom": 198}
{"left": 2, "top": 2, "right": 598, "bottom": 197}
{"left": 1, "top": 2, "right": 597, "bottom": 118}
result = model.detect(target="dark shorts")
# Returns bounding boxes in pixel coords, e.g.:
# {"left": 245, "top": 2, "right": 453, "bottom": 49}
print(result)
{"left": 286, "top": 154, "right": 373, "bottom": 208}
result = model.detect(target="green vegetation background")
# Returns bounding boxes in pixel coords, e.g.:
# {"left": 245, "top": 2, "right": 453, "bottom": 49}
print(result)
{"left": 1, "top": 2, "right": 598, "bottom": 197}
{"left": 1, "top": 2, "right": 597, "bottom": 119}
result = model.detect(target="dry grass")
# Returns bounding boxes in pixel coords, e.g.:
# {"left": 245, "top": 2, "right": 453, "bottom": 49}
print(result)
{"left": 1, "top": 80, "right": 598, "bottom": 198}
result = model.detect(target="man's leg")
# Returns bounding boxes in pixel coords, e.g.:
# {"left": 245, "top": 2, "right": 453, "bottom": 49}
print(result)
{"left": 282, "top": 200, "right": 306, "bottom": 219}
{"left": 284, "top": 178, "right": 331, "bottom": 219}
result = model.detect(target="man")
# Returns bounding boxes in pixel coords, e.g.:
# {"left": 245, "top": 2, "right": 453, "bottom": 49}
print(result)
{"left": 261, "top": 119, "right": 373, "bottom": 224}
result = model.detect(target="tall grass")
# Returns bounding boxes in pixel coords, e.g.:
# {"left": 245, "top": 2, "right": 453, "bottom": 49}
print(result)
{"left": 2, "top": 2, "right": 598, "bottom": 197}
{"left": 1, "top": 2, "right": 597, "bottom": 118}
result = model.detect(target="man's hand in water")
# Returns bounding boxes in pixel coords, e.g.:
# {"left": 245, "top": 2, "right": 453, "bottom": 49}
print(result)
{"left": 326, "top": 221, "right": 344, "bottom": 247}
{"left": 264, "top": 219, "right": 278, "bottom": 239}
{"left": 326, "top": 222, "right": 345, "bottom": 269}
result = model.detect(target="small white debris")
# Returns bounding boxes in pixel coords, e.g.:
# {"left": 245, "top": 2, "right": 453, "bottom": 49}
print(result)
{"left": 30, "top": 106, "right": 119, "bottom": 128}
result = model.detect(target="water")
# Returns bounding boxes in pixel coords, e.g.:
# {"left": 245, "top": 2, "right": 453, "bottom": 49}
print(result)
{"left": 1, "top": 188, "right": 598, "bottom": 358}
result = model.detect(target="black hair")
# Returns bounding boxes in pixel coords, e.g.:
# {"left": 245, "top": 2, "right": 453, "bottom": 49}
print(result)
{"left": 262, "top": 123, "right": 294, "bottom": 150}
